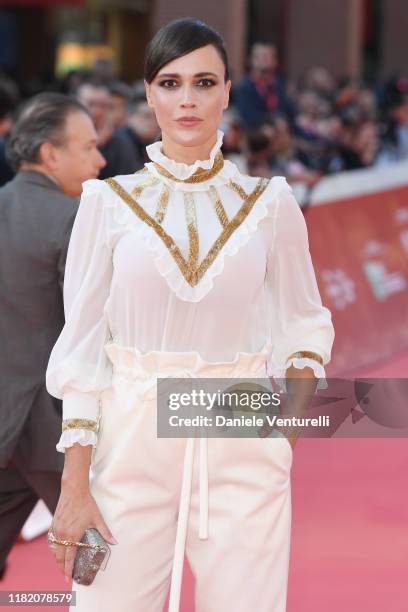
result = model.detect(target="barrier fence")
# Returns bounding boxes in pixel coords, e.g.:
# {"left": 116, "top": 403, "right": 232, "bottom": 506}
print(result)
{"left": 305, "top": 160, "right": 408, "bottom": 375}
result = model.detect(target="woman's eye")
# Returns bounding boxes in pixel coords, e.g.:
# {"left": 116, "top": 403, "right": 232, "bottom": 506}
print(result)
{"left": 159, "top": 80, "right": 178, "bottom": 87}
{"left": 197, "top": 79, "right": 216, "bottom": 87}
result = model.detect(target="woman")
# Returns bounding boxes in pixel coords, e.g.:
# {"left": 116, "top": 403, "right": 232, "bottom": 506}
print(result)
{"left": 46, "top": 18, "right": 334, "bottom": 612}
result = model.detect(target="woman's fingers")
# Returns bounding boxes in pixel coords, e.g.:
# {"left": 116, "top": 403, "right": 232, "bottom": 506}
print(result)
{"left": 53, "top": 538, "right": 67, "bottom": 577}
{"left": 64, "top": 544, "right": 77, "bottom": 582}
{"left": 50, "top": 521, "right": 77, "bottom": 579}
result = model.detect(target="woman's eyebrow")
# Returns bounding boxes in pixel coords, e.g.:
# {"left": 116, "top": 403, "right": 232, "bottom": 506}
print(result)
{"left": 157, "top": 72, "right": 218, "bottom": 78}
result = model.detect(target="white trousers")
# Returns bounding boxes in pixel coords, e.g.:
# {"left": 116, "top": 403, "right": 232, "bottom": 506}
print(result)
{"left": 70, "top": 344, "right": 293, "bottom": 612}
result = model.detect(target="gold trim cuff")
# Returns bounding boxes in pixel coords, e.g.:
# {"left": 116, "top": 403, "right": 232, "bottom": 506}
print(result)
{"left": 62, "top": 418, "right": 99, "bottom": 433}
{"left": 285, "top": 351, "right": 324, "bottom": 367}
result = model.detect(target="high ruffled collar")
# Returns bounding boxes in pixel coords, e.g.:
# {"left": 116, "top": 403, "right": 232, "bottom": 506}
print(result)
{"left": 145, "top": 129, "right": 224, "bottom": 181}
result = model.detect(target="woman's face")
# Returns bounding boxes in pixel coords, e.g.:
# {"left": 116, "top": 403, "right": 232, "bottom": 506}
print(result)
{"left": 144, "top": 44, "right": 231, "bottom": 149}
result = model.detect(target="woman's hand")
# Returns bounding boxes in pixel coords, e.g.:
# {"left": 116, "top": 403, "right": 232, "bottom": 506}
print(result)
{"left": 258, "top": 422, "right": 298, "bottom": 451}
{"left": 49, "top": 481, "right": 118, "bottom": 583}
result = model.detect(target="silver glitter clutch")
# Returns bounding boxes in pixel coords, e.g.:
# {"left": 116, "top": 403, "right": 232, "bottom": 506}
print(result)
{"left": 72, "top": 528, "right": 111, "bottom": 586}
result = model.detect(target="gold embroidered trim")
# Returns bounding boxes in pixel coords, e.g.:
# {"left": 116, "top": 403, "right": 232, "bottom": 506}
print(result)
{"left": 208, "top": 185, "right": 229, "bottom": 228}
{"left": 153, "top": 151, "right": 224, "bottom": 183}
{"left": 154, "top": 184, "right": 170, "bottom": 224}
{"left": 62, "top": 418, "right": 99, "bottom": 433}
{"left": 183, "top": 192, "right": 199, "bottom": 267}
{"left": 226, "top": 179, "right": 248, "bottom": 200}
{"left": 131, "top": 174, "right": 160, "bottom": 199}
{"left": 192, "top": 178, "right": 269, "bottom": 285}
{"left": 285, "top": 351, "right": 324, "bottom": 367}
{"left": 104, "top": 176, "right": 269, "bottom": 287}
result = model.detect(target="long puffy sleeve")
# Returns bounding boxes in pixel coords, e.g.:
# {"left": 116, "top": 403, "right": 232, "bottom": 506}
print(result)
{"left": 266, "top": 178, "right": 335, "bottom": 392}
{"left": 46, "top": 179, "right": 113, "bottom": 452}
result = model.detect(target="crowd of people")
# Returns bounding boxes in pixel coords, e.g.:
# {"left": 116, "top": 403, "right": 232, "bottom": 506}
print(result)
{"left": 0, "top": 41, "right": 407, "bottom": 193}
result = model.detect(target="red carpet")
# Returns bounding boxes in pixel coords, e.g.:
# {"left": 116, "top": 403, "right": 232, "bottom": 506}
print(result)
{"left": 2, "top": 351, "right": 408, "bottom": 611}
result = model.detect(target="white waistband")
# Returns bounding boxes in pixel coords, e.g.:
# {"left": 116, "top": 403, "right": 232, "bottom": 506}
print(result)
{"left": 104, "top": 341, "right": 272, "bottom": 379}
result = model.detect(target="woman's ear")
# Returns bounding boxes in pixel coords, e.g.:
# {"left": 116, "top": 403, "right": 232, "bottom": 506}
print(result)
{"left": 144, "top": 80, "right": 154, "bottom": 108}
{"left": 223, "top": 80, "right": 232, "bottom": 110}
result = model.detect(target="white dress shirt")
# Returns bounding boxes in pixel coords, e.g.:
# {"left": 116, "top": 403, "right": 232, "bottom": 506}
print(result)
{"left": 46, "top": 129, "right": 335, "bottom": 452}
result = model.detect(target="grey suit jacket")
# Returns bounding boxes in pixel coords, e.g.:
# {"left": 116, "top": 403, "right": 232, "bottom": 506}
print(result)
{"left": 0, "top": 170, "right": 78, "bottom": 470}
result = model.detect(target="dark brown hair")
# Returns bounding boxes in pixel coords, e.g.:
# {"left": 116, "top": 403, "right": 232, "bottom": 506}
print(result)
{"left": 144, "top": 17, "right": 230, "bottom": 83}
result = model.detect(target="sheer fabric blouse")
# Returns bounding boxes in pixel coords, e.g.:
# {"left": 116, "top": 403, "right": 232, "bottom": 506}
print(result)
{"left": 46, "top": 130, "right": 335, "bottom": 452}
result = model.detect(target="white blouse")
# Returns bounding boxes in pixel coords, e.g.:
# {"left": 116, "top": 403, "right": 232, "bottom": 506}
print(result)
{"left": 46, "top": 129, "right": 335, "bottom": 452}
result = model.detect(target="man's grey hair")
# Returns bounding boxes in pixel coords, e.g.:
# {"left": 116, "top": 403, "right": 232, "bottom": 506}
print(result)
{"left": 6, "top": 92, "right": 90, "bottom": 171}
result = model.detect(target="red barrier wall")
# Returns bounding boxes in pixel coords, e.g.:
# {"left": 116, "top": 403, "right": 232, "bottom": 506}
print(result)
{"left": 305, "top": 184, "right": 408, "bottom": 375}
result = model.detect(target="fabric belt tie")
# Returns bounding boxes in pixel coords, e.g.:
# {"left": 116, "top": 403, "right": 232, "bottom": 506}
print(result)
{"left": 169, "top": 435, "right": 208, "bottom": 612}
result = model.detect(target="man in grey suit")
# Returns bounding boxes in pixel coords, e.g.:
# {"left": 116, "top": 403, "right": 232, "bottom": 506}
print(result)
{"left": 0, "top": 92, "right": 106, "bottom": 578}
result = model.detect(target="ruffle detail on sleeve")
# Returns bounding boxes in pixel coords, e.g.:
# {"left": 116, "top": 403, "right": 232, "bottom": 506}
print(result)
{"left": 269, "top": 357, "right": 328, "bottom": 394}
{"left": 56, "top": 428, "right": 97, "bottom": 453}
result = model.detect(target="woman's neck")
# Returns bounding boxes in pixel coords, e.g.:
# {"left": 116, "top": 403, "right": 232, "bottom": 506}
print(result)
{"left": 160, "top": 133, "right": 218, "bottom": 165}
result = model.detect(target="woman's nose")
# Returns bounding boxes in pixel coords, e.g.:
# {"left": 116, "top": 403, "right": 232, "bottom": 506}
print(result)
{"left": 179, "top": 86, "right": 197, "bottom": 107}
